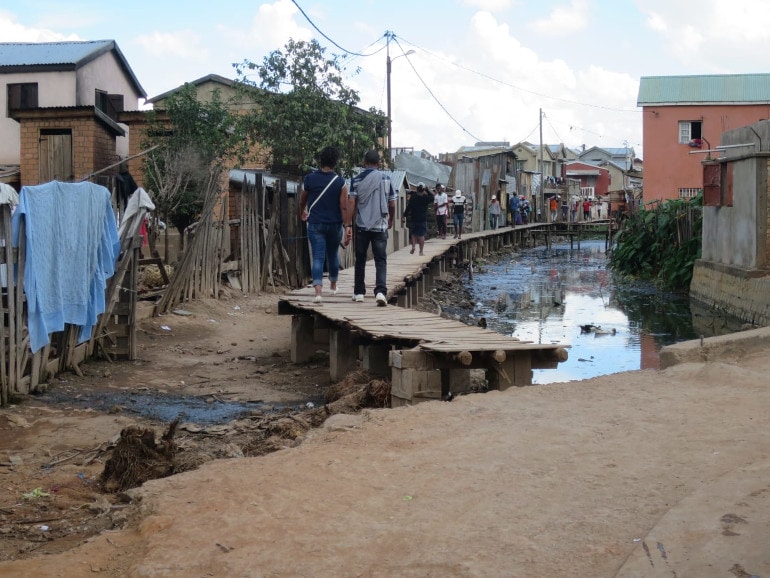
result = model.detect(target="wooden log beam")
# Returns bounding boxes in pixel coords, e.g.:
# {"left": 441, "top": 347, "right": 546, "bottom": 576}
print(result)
{"left": 454, "top": 350, "right": 473, "bottom": 366}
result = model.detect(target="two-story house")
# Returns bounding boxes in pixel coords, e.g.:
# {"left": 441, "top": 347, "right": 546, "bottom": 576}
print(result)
{"left": 0, "top": 40, "right": 146, "bottom": 187}
{"left": 637, "top": 74, "right": 770, "bottom": 202}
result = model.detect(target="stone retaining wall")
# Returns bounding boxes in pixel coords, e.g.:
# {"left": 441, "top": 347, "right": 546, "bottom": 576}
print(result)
{"left": 690, "top": 259, "right": 770, "bottom": 327}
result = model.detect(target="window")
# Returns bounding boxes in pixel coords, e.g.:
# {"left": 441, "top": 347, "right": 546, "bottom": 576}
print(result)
{"left": 678, "top": 187, "right": 700, "bottom": 198}
{"left": 95, "top": 89, "right": 123, "bottom": 119}
{"left": 678, "top": 120, "right": 702, "bottom": 144}
{"left": 7, "top": 83, "right": 38, "bottom": 114}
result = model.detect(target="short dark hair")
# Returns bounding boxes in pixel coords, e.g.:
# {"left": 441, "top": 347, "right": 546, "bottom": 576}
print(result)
{"left": 319, "top": 146, "right": 340, "bottom": 168}
{"left": 364, "top": 149, "right": 380, "bottom": 165}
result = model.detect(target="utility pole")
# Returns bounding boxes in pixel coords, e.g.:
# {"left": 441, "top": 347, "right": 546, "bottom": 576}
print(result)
{"left": 385, "top": 32, "right": 415, "bottom": 167}
{"left": 539, "top": 108, "right": 544, "bottom": 222}
{"left": 386, "top": 31, "right": 393, "bottom": 164}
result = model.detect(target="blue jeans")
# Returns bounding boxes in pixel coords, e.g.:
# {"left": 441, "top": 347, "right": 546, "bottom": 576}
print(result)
{"left": 353, "top": 228, "right": 388, "bottom": 296}
{"left": 453, "top": 214, "right": 464, "bottom": 236}
{"left": 307, "top": 222, "right": 342, "bottom": 287}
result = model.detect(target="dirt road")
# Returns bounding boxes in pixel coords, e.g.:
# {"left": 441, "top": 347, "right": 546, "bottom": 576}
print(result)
{"left": 1, "top": 292, "right": 769, "bottom": 577}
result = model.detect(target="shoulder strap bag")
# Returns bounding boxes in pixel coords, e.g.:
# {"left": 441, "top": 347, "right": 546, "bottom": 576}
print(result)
{"left": 305, "top": 175, "right": 338, "bottom": 220}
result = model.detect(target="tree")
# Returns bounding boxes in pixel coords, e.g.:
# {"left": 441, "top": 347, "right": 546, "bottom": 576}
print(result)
{"left": 141, "top": 83, "right": 251, "bottom": 235}
{"left": 234, "top": 39, "right": 386, "bottom": 176}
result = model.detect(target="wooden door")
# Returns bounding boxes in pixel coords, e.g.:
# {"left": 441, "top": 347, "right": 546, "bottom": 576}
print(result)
{"left": 39, "top": 129, "right": 73, "bottom": 183}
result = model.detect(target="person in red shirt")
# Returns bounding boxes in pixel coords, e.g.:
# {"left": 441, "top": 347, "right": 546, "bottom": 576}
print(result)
{"left": 582, "top": 199, "right": 591, "bottom": 221}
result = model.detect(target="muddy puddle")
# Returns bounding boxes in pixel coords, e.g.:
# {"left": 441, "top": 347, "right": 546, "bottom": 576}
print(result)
{"left": 42, "top": 389, "right": 322, "bottom": 425}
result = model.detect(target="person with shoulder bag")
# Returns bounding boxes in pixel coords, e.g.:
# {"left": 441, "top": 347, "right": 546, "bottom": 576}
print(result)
{"left": 299, "top": 146, "right": 348, "bottom": 304}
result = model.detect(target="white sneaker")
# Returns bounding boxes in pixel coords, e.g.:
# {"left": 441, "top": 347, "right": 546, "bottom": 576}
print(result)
{"left": 352, "top": 294, "right": 364, "bottom": 302}
{"left": 375, "top": 292, "right": 387, "bottom": 307}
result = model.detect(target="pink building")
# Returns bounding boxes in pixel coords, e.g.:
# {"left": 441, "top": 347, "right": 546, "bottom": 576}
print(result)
{"left": 562, "top": 161, "right": 610, "bottom": 197}
{"left": 637, "top": 74, "right": 770, "bottom": 202}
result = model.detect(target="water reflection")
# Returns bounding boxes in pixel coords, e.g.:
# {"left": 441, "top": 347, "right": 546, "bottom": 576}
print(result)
{"left": 467, "top": 240, "right": 732, "bottom": 384}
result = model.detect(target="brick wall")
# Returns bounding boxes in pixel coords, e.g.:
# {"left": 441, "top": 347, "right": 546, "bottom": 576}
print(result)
{"left": 17, "top": 108, "right": 119, "bottom": 186}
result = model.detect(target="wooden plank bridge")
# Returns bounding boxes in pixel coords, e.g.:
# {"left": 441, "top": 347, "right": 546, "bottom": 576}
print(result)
{"left": 278, "top": 223, "right": 574, "bottom": 406}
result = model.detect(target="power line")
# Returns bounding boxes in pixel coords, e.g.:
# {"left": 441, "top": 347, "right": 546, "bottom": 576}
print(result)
{"left": 290, "top": 0, "right": 384, "bottom": 57}
{"left": 397, "top": 35, "right": 640, "bottom": 114}
{"left": 393, "top": 37, "right": 481, "bottom": 142}
{"left": 543, "top": 112, "right": 566, "bottom": 144}
{"left": 517, "top": 121, "right": 541, "bottom": 144}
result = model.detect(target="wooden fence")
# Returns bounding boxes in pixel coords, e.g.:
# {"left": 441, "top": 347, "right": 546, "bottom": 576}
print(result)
{"left": 0, "top": 179, "right": 148, "bottom": 406}
{"left": 0, "top": 171, "right": 332, "bottom": 404}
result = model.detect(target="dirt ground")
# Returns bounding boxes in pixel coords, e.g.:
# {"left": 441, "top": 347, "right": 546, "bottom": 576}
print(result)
{"left": 1, "top": 287, "right": 769, "bottom": 577}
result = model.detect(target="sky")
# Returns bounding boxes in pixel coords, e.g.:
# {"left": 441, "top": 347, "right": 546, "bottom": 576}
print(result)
{"left": 3, "top": 0, "right": 770, "bottom": 160}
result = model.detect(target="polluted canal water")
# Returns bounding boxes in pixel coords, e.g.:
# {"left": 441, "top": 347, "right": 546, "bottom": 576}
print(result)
{"left": 464, "top": 239, "right": 738, "bottom": 384}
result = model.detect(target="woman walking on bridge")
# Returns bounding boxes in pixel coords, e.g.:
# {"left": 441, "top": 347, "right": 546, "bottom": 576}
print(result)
{"left": 299, "top": 146, "right": 348, "bottom": 304}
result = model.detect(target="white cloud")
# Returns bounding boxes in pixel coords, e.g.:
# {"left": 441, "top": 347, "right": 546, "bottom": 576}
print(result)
{"left": 531, "top": 0, "right": 590, "bottom": 35}
{"left": 0, "top": 10, "right": 80, "bottom": 42}
{"left": 135, "top": 30, "right": 207, "bottom": 60}
{"left": 460, "top": 0, "right": 514, "bottom": 12}
{"left": 220, "top": 0, "right": 312, "bottom": 54}
{"left": 644, "top": 11, "right": 667, "bottom": 32}
{"left": 637, "top": 0, "right": 770, "bottom": 71}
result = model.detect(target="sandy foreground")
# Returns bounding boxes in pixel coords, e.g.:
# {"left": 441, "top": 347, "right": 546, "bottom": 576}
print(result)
{"left": 0, "top": 292, "right": 769, "bottom": 577}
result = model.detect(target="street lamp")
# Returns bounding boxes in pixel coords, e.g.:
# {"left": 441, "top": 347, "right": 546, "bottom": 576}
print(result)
{"left": 386, "top": 47, "right": 415, "bottom": 164}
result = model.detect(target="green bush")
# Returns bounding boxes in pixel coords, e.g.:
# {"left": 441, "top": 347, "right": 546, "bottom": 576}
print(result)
{"left": 610, "top": 194, "right": 702, "bottom": 292}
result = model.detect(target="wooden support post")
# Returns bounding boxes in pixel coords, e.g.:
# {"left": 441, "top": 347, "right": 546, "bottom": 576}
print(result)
{"left": 362, "top": 344, "right": 390, "bottom": 377}
{"left": 291, "top": 314, "right": 315, "bottom": 363}
{"left": 486, "top": 356, "right": 514, "bottom": 390}
{"left": 389, "top": 349, "right": 441, "bottom": 406}
{"left": 448, "top": 368, "right": 471, "bottom": 394}
{"left": 330, "top": 327, "right": 358, "bottom": 382}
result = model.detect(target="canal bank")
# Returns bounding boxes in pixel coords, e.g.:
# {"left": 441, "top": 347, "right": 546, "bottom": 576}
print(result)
{"left": 422, "top": 237, "right": 749, "bottom": 384}
{"left": 3, "top": 295, "right": 769, "bottom": 577}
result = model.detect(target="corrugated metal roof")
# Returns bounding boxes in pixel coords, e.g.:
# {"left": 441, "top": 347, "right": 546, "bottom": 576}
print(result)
{"left": 229, "top": 168, "right": 408, "bottom": 196}
{"left": 637, "top": 74, "right": 770, "bottom": 105}
{"left": 394, "top": 152, "right": 451, "bottom": 188}
{"left": 0, "top": 40, "right": 146, "bottom": 97}
{"left": 0, "top": 40, "right": 113, "bottom": 67}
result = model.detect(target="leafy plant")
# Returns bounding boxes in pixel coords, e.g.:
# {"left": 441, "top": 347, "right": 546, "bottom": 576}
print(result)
{"left": 610, "top": 194, "right": 702, "bottom": 292}
{"left": 233, "top": 39, "right": 386, "bottom": 176}
{"left": 141, "top": 83, "right": 251, "bottom": 234}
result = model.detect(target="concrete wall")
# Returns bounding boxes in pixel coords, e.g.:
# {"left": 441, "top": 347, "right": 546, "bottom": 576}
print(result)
{"left": 0, "top": 71, "right": 76, "bottom": 164}
{"left": 701, "top": 157, "right": 765, "bottom": 269}
{"left": 690, "top": 119, "right": 770, "bottom": 325}
{"left": 78, "top": 52, "right": 144, "bottom": 111}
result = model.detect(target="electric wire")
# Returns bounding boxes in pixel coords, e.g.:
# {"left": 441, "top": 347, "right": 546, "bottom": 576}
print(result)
{"left": 543, "top": 112, "right": 567, "bottom": 145}
{"left": 396, "top": 35, "right": 640, "bottom": 114}
{"left": 393, "top": 37, "right": 481, "bottom": 142}
{"left": 290, "top": 0, "right": 384, "bottom": 57}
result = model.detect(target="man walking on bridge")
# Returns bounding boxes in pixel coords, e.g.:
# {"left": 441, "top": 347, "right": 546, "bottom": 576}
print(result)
{"left": 346, "top": 149, "right": 396, "bottom": 306}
